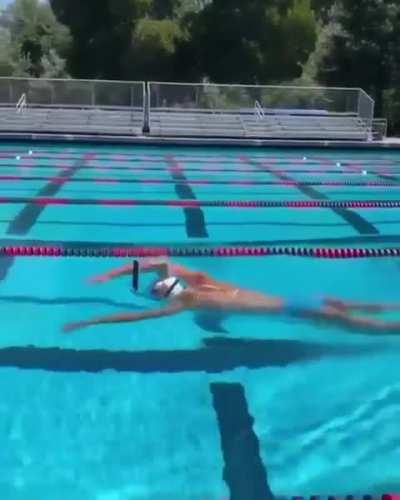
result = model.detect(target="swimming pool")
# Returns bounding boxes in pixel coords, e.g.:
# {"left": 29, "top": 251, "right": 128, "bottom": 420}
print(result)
{"left": 0, "top": 142, "right": 399, "bottom": 499}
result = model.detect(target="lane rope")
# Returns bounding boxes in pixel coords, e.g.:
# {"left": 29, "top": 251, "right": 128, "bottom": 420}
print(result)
{"left": 0, "top": 174, "right": 399, "bottom": 187}
{"left": 0, "top": 197, "right": 399, "bottom": 208}
{"left": 1, "top": 245, "right": 400, "bottom": 258}
{"left": 2, "top": 151, "right": 398, "bottom": 165}
{"left": 3, "top": 163, "right": 398, "bottom": 175}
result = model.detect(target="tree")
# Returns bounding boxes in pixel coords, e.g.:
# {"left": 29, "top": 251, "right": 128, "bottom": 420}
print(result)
{"left": 179, "top": 0, "right": 316, "bottom": 84}
{"left": 123, "top": 18, "right": 184, "bottom": 80}
{"left": 316, "top": 0, "right": 400, "bottom": 116}
{"left": 50, "top": 0, "right": 184, "bottom": 79}
{"left": 0, "top": 0, "right": 71, "bottom": 78}
{"left": 51, "top": 0, "right": 137, "bottom": 78}
{"left": 311, "top": 0, "right": 333, "bottom": 22}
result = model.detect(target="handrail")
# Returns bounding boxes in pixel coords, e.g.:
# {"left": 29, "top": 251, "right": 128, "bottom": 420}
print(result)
{"left": 16, "top": 93, "right": 26, "bottom": 114}
{"left": 254, "top": 100, "right": 265, "bottom": 120}
{"left": 149, "top": 80, "right": 369, "bottom": 92}
{"left": 372, "top": 118, "right": 388, "bottom": 139}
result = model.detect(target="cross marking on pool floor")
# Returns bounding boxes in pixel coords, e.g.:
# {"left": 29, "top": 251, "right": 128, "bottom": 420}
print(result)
{"left": 0, "top": 152, "right": 95, "bottom": 283}
{"left": 165, "top": 154, "right": 208, "bottom": 238}
{"left": 241, "top": 156, "right": 380, "bottom": 236}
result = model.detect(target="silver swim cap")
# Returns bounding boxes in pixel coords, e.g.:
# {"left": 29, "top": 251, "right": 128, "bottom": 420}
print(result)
{"left": 151, "top": 276, "right": 184, "bottom": 299}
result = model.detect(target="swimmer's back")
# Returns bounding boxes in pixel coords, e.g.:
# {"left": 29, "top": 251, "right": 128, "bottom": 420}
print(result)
{"left": 179, "top": 287, "right": 283, "bottom": 312}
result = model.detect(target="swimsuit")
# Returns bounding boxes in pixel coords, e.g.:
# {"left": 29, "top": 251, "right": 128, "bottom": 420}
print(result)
{"left": 284, "top": 295, "right": 325, "bottom": 315}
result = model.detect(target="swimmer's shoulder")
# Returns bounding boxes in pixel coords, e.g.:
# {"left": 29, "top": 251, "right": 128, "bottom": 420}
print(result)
{"left": 179, "top": 288, "right": 210, "bottom": 307}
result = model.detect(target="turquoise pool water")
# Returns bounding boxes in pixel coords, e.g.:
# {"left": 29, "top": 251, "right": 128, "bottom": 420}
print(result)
{"left": 0, "top": 143, "right": 400, "bottom": 499}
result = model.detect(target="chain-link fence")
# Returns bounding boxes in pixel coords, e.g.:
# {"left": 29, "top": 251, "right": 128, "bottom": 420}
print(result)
{"left": 0, "top": 77, "right": 145, "bottom": 109}
{"left": 147, "top": 81, "right": 374, "bottom": 140}
{"left": 0, "top": 77, "right": 146, "bottom": 135}
{"left": 0, "top": 78, "right": 376, "bottom": 139}
{"left": 148, "top": 81, "right": 372, "bottom": 115}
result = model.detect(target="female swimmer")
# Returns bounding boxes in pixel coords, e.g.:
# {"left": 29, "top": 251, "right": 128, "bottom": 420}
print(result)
{"left": 63, "top": 258, "right": 400, "bottom": 334}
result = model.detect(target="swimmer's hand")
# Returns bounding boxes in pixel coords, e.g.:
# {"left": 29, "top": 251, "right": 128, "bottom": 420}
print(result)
{"left": 62, "top": 321, "right": 89, "bottom": 333}
{"left": 88, "top": 274, "right": 109, "bottom": 284}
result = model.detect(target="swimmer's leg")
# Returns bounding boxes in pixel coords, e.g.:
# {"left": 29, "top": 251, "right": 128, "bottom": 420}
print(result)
{"left": 310, "top": 306, "right": 400, "bottom": 334}
{"left": 194, "top": 311, "right": 229, "bottom": 334}
{"left": 325, "top": 297, "right": 400, "bottom": 314}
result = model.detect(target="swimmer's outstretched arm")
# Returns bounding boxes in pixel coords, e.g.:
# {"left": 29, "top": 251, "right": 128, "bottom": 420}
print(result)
{"left": 62, "top": 302, "right": 183, "bottom": 333}
{"left": 89, "top": 258, "right": 212, "bottom": 286}
{"left": 89, "top": 258, "right": 170, "bottom": 284}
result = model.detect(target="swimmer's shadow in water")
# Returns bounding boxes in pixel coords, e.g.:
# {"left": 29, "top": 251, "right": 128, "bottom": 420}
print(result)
{"left": 0, "top": 336, "right": 380, "bottom": 374}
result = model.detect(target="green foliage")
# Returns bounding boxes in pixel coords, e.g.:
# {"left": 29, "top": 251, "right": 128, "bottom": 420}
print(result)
{"left": 0, "top": 0, "right": 71, "bottom": 78}
{"left": 124, "top": 18, "right": 184, "bottom": 80}
{"left": 315, "top": 0, "right": 400, "bottom": 115}
{"left": 180, "top": 0, "right": 316, "bottom": 84}
{"left": 2, "top": 0, "right": 400, "bottom": 135}
{"left": 311, "top": 0, "right": 333, "bottom": 21}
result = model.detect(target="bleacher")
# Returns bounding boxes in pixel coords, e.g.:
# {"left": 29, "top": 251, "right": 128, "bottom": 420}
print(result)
{"left": 147, "top": 82, "right": 375, "bottom": 141}
{"left": 243, "top": 113, "right": 369, "bottom": 140}
{"left": 0, "top": 78, "right": 145, "bottom": 136}
{"left": 149, "top": 109, "right": 370, "bottom": 140}
{"left": 0, "top": 78, "right": 378, "bottom": 141}
{"left": 0, "top": 105, "right": 143, "bottom": 135}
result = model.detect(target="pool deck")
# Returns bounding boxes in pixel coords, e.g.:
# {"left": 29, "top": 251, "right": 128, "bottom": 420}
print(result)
{"left": 0, "top": 131, "right": 400, "bottom": 149}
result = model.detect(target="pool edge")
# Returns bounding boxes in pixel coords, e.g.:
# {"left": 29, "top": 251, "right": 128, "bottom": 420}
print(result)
{"left": 0, "top": 132, "right": 400, "bottom": 149}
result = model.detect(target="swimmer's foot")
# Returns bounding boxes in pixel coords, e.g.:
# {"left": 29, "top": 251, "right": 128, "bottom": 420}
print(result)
{"left": 62, "top": 321, "right": 89, "bottom": 333}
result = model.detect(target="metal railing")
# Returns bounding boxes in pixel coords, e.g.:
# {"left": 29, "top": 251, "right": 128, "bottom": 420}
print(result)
{"left": 254, "top": 100, "right": 265, "bottom": 120}
{"left": 0, "top": 77, "right": 146, "bottom": 135}
{"left": 0, "top": 78, "right": 377, "bottom": 140}
{"left": 148, "top": 81, "right": 372, "bottom": 114}
{"left": 0, "top": 77, "right": 145, "bottom": 110}
{"left": 358, "top": 89, "right": 375, "bottom": 134}
{"left": 15, "top": 93, "right": 26, "bottom": 113}
{"left": 147, "top": 81, "right": 375, "bottom": 140}
{"left": 372, "top": 118, "right": 388, "bottom": 140}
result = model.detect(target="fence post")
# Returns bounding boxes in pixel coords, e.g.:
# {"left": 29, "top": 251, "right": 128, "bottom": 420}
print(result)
{"left": 143, "top": 82, "right": 150, "bottom": 134}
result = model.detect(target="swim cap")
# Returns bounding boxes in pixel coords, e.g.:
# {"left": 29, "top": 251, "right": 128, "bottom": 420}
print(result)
{"left": 151, "top": 276, "right": 184, "bottom": 300}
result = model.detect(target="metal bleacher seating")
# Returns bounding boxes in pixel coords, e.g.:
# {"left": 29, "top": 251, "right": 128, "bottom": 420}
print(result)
{"left": 147, "top": 82, "right": 375, "bottom": 141}
{"left": 0, "top": 78, "right": 145, "bottom": 136}
{"left": 0, "top": 105, "right": 144, "bottom": 135}
{"left": 0, "top": 78, "right": 377, "bottom": 141}
{"left": 148, "top": 109, "right": 370, "bottom": 140}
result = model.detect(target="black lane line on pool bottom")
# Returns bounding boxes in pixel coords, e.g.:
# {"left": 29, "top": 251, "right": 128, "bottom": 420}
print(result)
{"left": 7, "top": 154, "right": 92, "bottom": 236}
{"left": 0, "top": 295, "right": 143, "bottom": 310}
{"left": 165, "top": 155, "right": 208, "bottom": 238}
{"left": 0, "top": 337, "right": 375, "bottom": 373}
{"left": 0, "top": 154, "right": 93, "bottom": 284}
{"left": 243, "top": 157, "right": 379, "bottom": 236}
{"left": 210, "top": 383, "right": 273, "bottom": 500}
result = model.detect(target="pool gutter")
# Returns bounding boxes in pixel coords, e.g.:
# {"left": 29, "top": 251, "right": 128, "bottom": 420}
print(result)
{"left": 0, "top": 131, "right": 400, "bottom": 149}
